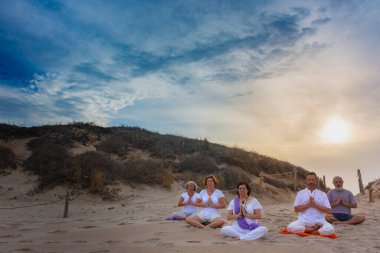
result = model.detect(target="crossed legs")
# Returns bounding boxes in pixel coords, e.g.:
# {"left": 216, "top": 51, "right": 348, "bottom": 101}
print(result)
{"left": 326, "top": 214, "right": 365, "bottom": 225}
{"left": 287, "top": 219, "right": 335, "bottom": 236}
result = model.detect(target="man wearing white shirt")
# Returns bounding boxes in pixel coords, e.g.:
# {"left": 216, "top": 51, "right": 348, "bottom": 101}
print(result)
{"left": 287, "top": 172, "right": 335, "bottom": 236}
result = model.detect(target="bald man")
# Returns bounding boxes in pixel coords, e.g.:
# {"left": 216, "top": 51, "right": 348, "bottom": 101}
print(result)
{"left": 325, "top": 176, "right": 365, "bottom": 225}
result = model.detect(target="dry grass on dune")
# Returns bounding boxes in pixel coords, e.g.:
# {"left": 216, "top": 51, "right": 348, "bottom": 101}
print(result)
{"left": 1, "top": 122, "right": 312, "bottom": 200}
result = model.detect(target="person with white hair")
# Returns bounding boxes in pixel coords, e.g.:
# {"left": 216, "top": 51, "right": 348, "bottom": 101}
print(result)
{"left": 325, "top": 176, "right": 365, "bottom": 225}
{"left": 171, "top": 181, "right": 200, "bottom": 220}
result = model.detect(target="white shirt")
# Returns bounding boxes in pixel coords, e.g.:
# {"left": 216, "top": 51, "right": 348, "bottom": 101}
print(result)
{"left": 197, "top": 189, "right": 225, "bottom": 217}
{"left": 181, "top": 192, "right": 199, "bottom": 214}
{"left": 294, "top": 188, "right": 331, "bottom": 223}
{"left": 227, "top": 197, "right": 262, "bottom": 226}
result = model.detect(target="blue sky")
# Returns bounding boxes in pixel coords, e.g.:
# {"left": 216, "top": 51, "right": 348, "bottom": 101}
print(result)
{"left": 1, "top": 0, "right": 380, "bottom": 192}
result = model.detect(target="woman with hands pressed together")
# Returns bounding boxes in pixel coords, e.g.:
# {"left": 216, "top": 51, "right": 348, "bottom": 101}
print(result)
{"left": 185, "top": 175, "right": 226, "bottom": 228}
{"left": 221, "top": 182, "right": 268, "bottom": 240}
{"left": 171, "top": 181, "right": 199, "bottom": 220}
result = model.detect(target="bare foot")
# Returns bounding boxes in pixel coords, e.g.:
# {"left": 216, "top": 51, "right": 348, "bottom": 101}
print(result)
{"left": 305, "top": 224, "right": 322, "bottom": 234}
{"left": 233, "top": 237, "right": 241, "bottom": 241}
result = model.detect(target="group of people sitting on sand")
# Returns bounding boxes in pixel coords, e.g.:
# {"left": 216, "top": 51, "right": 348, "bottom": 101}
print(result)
{"left": 170, "top": 172, "right": 365, "bottom": 240}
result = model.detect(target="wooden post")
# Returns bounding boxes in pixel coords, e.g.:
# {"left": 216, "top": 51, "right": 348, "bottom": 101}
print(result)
{"left": 259, "top": 172, "right": 264, "bottom": 192}
{"left": 369, "top": 187, "right": 374, "bottom": 203}
{"left": 357, "top": 169, "right": 365, "bottom": 195}
{"left": 293, "top": 168, "right": 297, "bottom": 191}
{"left": 323, "top": 175, "right": 326, "bottom": 192}
{"left": 63, "top": 190, "right": 70, "bottom": 218}
{"left": 317, "top": 176, "right": 321, "bottom": 189}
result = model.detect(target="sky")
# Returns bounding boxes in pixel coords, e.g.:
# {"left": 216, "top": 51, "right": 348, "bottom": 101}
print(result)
{"left": 1, "top": 0, "right": 380, "bottom": 194}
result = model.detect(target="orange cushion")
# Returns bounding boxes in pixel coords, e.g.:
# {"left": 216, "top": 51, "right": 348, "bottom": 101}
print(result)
{"left": 280, "top": 228, "right": 337, "bottom": 239}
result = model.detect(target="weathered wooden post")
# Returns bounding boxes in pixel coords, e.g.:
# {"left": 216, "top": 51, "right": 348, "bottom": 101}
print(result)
{"left": 323, "top": 175, "right": 326, "bottom": 192}
{"left": 63, "top": 189, "right": 70, "bottom": 218}
{"left": 259, "top": 172, "right": 264, "bottom": 192}
{"left": 357, "top": 169, "right": 365, "bottom": 195}
{"left": 369, "top": 187, "right": 374, "bottom": 203}
{"left": 293, "top": 168, "right": 297, "bottom": 191}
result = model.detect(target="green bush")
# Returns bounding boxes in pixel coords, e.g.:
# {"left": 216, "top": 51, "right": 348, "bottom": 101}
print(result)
{"left": 96, "top": 134, "right": 128, "bottom": 157}
{"left": 122, "top": 158, "right": 173, "bottom": 188}
{"left": 217, "top": 166, "right": 252, "bottom": 191}
{"left": 178, "top": 153, "right": 218, "bottom": 174}
{"left": 0, "top": 145, "right": 17, "bottom": 170}
{"left": 69, "top": 151, "right": 121, "bottom": 187}
{"left": 24, "top": 137, "right": 72, "bottom": 189}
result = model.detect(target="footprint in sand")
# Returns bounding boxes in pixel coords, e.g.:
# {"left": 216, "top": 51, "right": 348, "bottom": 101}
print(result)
{"left": 14, "top": 248, "right": 34, "bottom": 252}
{"left": 146, "top": 238, "right": 160, "bottom": 242}
{"left": 186, "top": 240, "right": 201, "bottom": 243}
{"left": 157, "top": 243, "right": 174, "bottom": 247}
{"left": 102, "top": 240, "right": 123, "bottom": 244}
{"left": 0, "top": 234, "right": 22, "bottom": 238}
{"left": 74, "top": 240, "right": 87, "bottom": 243}
{"left": 89, "top": 250, "right": 110, "bottom": 253}
{"left": 213, "top": 241, "right": 227, "bottom": 244}
{"left": 44, "top": 241, "right": 61, "bottom": 244}
{"left": 81, "top": 225, "right": 97, "bottom": 229}
{"left": 19, "top": 227, "right": 38, "bottom": 232}
{"left": 48, "top": 229, "right": 68, "bottom": 234}
{"left": 154, "top": 232, "right": 168, "bottom": 235}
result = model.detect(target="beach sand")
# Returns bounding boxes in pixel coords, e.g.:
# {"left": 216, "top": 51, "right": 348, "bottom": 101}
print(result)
{"left": 1, "top": 170, "right": 380, "bottom": 253}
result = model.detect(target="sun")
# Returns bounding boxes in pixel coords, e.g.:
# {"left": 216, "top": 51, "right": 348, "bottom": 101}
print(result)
{"left": 320, "top": 117, "right": 351, "bottom": 143}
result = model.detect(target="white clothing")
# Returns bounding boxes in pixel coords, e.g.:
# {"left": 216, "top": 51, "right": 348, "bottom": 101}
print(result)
{"left": 294, "top": 189, "right": 331, "bottom": 223}
{"left": 287, "top": 219, "right": 335, "bottom": 236}
{"left": 171, "top": 192, "right": 199, "bottom": 219}
{"left": 181, "top": 192, "right": 199, "bottom": 214}
{"left": 196, "top": 189, "right": 225, "bottom": 220}
{"left": 197, "top": 211, "right": 221, "bottom": 222}
{"left": 227, "top": 197, "right": 262, "bottom": 226}
{"left": 221, "top": 197, "right": 268, "bottom": 240}
{"left": 287, "top": 188, "right": 335, "bottom": 236}
{"left": 221, "top": 225, "right": 268, "bottom": 240}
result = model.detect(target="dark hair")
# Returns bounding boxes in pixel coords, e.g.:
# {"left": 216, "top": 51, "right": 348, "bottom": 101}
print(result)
{"left": 236, "top": 182, "right": 251, "bottom": 196}
{"left": 306, "top": 172, "right": 317, "bottom": 178}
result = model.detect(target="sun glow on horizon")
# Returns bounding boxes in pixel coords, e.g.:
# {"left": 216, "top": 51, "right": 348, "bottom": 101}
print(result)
{"left": 320, "top": 117, "right": 351, "bottom": 144}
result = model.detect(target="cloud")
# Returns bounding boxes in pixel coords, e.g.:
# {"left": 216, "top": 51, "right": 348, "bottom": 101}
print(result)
{"left": 0, "top": 0, "right": 332, "bottom": 127}
{"left": 2, "top": 1, "right": 380, "bottom": 192}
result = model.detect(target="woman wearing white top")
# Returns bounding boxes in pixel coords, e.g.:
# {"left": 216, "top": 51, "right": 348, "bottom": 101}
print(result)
{"left": 171, "top": 181, "right": 199, "bottom": 220}
{"left": 221, "top": 182, "right": 268, "bottom": 240}
{"left": 185, "top": 175, "right": 226, "bottom": 228}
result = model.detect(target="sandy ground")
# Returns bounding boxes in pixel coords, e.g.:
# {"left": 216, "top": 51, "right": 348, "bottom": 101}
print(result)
{"left": 1, "top": 169, "right": 380, "bottom": 253}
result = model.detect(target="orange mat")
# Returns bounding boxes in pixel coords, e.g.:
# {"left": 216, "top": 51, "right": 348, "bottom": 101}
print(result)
{"left": 280, "top": 228, "right": 337, "bottom": 239}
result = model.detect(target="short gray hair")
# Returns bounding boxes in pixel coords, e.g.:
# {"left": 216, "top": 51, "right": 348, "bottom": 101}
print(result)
{"left": 184, "top": 181, "right": 198, "bottom": 191}
{"left": 333, "top": 176, "right": 343, "bottom": 182}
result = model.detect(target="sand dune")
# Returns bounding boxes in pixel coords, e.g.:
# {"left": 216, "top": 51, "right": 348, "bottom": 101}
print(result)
{"left": 1, "top": 170, "right": 380, "bottom": 253}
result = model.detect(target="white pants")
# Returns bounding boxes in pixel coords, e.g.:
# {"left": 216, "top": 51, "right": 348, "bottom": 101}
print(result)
{"left": 221, "top": 224, "right": 268, "bottom": 240}
{"left": 287, "top": 219, "right": 335, "bottom": 236}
